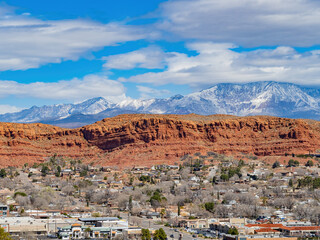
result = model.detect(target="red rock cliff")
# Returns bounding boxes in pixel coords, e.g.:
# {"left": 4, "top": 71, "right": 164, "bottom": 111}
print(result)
{"left": 0, "top": 114, "right": 319, "bottom": 167}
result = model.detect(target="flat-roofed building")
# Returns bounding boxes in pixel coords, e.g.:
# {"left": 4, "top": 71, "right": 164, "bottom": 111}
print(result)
{"left": 224, "top": 235, "right": 298, "bottom": 240}
{"left": 79, "top": 217, "right": 128, "bottom": 229}
{"left": 0, "top": 217, "right": 81, "bottom": 237}
{"left": 280, "top": 226, "right": 320, "bottom": 236}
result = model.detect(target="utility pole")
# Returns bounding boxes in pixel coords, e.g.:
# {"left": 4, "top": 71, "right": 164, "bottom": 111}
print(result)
{"left": 128, "top": 212, "right": 130, "bottom": 225}
{"left": 179, "top": 233, "right": 183, "bottom": 240}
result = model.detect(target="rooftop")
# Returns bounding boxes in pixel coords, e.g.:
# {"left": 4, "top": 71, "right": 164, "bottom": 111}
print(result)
{"left": 79, "top": 217, "right": 120, "bottom": 222}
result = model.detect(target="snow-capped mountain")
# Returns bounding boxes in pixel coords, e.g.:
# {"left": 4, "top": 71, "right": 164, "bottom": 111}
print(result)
{"left": 1, "top": 81, "right": 320, "bottom": 128}
{"left": 123, "top": 81, "right": 320, "bottom": 118}
{"left": 0, "top": 97, "right": 115, "bottom": 124}
{"left": 165, "top": 81, "right": 320, "bottom": 117}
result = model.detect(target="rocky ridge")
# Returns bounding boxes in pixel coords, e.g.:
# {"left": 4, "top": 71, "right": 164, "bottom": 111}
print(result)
{"left": 0, "top": 114, "right": 319, "bottom": 167}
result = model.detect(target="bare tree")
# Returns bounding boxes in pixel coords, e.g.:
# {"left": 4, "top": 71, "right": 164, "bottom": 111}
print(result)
{"left": 261, "top": 188, "right": 272, "bottom": 198}
{"left": 117, "top": 194, "right": 129, "bottom": 211}
{"left": 314, "top": 190, "right": 320, "bottom": 201}
{"left": 16, "top": 196, "right": 30, "bottom": 208}
{"left": 273, "top": 187, "right": 284, "bottom": 198}
{"left": 0, "top": 178, "right": 16, "bottom": 190}
{"left": 215, "top": 205, "right": 229, "bottom": 218}
{"left": 238, "top": 193, "right": 256, "bottom": 205}
{"left": 56, "top": 196, "right": 68, "bottom": 210}
{"left": 61, "top": 185, "right": 75, "bottom": 196}
{"left": 91, "top": 190, "right": 110, "bottom": 204}
{"left": 130, "top": 216, "right": 142, "bottom": 226}
{"left": 294, "top": 205, "right": 312, "bottom": 220}
{"left": 273, "top": 197, "right": 295, "bottom": 210}
{"left": 189, "top": 204, "right": 211, "bottom": 218}
{"left": 180, "top": 167, "right": 191, "bottom": 180}
{"left": 224, "top": 193, "right": 237, "bottom": 203}
{"left": 131, "top": 207, "right": 142, "bottom": 216}
{"left": 235, "top": 204, "right": 261, "bottom": 218}
{"left": 32, "top": 196, "right": 48, "bottom": 209}
{"left": 151, "top": 199, "right": 160, "bottom": 212}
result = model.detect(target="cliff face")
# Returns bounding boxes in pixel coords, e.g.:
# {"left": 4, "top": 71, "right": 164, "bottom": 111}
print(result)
{"left": 0, "top": 122, "right": 99, "bottom": 166}
{"left": 0, "top": 114, "right": 319, "bottom": 167}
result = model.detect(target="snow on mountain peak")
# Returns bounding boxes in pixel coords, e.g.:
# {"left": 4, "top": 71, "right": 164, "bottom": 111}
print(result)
{"left": 1, "top": 81, "right": 320, "bottom": 127}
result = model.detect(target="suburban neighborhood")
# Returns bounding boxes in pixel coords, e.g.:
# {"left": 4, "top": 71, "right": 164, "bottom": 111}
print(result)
{"left": 0, "top": 152, "right": 319, "bottom": 239}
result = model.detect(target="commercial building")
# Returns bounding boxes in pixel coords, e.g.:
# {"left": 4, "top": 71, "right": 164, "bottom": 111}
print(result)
{"left": 57, "top": 217, "right": 129, "bottom": 239}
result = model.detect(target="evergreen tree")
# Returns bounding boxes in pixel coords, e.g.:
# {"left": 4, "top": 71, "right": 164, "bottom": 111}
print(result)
{"left": 228, "top": 227, "right": 239, "bottom": 235}
{"left": 238, "top": 159, "right": 245, "bottom": 167}
{"left": 288, "top": 159, "right": 299, "bottom": 167}
{"left": 0, "top": 227, "right": 12, "bottom": 240}
{"left": 41, "top": 165, "right": 49, "bottom": 177}
{"left": 55, "top": 165, "right": 61, "bottom": 177}
{"left": 289, "top": 179, "right": 293, "bottom": 188}
{"left": 160, "top": 209, "right": 166, "bottom": 223}
{"left": 80, "top": 170, "right": 87, "bottom": 177}
{"left": 306, "top": 160, "right": 314, "bottom": 167}
{"left": 220, "top": 174, "right": 229, "bottom": 181}
{"left": 272, "top": 161, "right": 280, "bottom": 169}
{"left": 141, "top": 229, "right": 151, "bottom": 240}
{"left": 204, "top": 202, "right": 215, "bottom": 213}
{"left": 0, "top": 169, "right": 6, "bottom": 178}
{"left": 212, "top": 176, "right": 217, "bottom": 185}
{"left": 154, "top": 228, "right": 167, "bottom": 240}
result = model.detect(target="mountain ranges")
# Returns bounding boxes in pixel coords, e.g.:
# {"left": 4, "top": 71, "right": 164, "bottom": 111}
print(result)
{"left": 1, "top": 81, "right": 320, "bottom": 128}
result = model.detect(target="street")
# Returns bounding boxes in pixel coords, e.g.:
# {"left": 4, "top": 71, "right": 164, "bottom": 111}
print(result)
{"left": 120, "top": 213, "right": 195, "bottom": 240}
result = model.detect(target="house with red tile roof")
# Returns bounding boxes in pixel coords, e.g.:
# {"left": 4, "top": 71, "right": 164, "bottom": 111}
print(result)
{"left": 279, "top": 226, "right": 320, "bottom": 236}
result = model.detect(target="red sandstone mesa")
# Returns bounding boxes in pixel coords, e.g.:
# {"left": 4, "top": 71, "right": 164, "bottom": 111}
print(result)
{"left": 0, "top": 114, "right": 319, "bottom": 167}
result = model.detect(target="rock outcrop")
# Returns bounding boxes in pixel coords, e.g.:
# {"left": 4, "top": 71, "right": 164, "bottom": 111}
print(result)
{"left": 0, "top": 114, "right": 319, "bottom": 167}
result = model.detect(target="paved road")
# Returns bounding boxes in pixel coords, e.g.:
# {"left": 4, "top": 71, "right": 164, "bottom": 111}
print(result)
{"left": 120, "top": 213, "right": 194, "bottom": 240}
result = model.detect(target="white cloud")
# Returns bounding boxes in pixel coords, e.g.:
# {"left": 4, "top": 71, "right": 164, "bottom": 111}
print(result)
{"left": 0, "top": 105, "right": 22, "bottom": 114}
{"left": 157, "top": 0, "right": 320, "bottom": 47}
{"left": 137, "top": 85, "right": 171, "bottom": 99}
{"left": 0, "top": 75, "right": 126, "bottom": 102}
{"left": 0, "top": 6, "right": 146, "bottom": 71}
{"left": 120, "top": 42, "right": 320, "bottom": 88}
{"left": 103, "top": 46, "right": 166, "bottom": 70}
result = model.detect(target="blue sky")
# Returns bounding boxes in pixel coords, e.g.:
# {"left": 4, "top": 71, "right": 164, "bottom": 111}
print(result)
{"left": 1, "top": 0, "right": 320, "bottom": 113}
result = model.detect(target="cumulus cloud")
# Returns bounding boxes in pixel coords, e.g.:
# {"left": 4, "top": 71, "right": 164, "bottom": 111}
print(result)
{"left": 0, "top": 105, "right": 22, "bottom": 114}
{"left": 137, "top": 85, "right": 171, "bottom": 99}
{"left": 103, "top": 46, "right": 166, "bottom": 70}
{"left": 0, "top": 75, "right": 126, "bottom": 102}
{"left": 119, "top": 42, "right": 320, "bottom": 88}
{"left": 157, "top": 0, "right": 320, "bottom": 47}
{"left": 0, "top": 6, "right": 145, "bottom": 71}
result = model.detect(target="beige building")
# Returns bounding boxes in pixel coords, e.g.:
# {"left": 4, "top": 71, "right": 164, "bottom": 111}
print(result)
{"left": 180, "top": 219, "right": 209, "bottom": 229}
